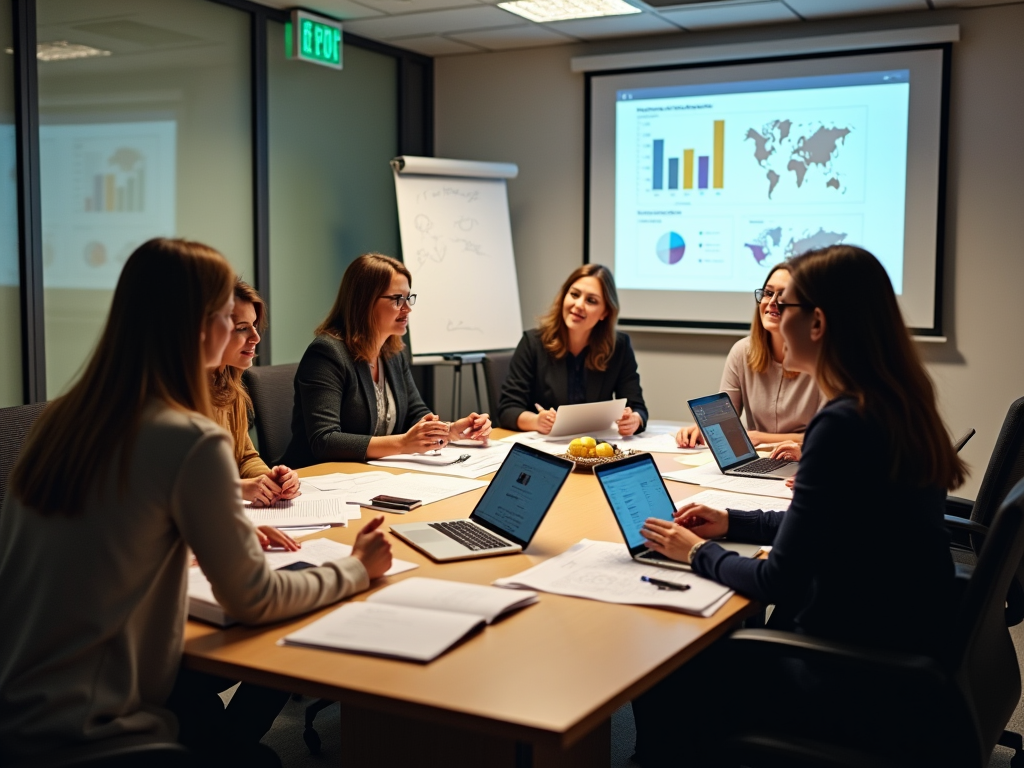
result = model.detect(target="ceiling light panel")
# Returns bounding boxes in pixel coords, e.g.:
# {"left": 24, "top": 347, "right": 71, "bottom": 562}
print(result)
{"left": 498, "top": 0, "right": 641, "bottom": 24}
{"left": 36, "top": 41, "right": 111, "bottom": 61}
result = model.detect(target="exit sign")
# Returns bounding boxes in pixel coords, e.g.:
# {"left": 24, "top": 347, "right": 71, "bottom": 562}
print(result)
{"left": 285, "top": 10, "right": 342, "bottom": 69}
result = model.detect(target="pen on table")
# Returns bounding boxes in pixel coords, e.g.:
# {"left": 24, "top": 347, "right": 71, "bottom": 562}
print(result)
{"left": 641, "top": 575, "right": 691, "bottom": 591}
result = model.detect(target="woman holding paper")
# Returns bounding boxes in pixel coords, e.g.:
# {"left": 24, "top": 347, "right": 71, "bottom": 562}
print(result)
{"left": 632, "top": 246, "right": 963, "bottom": 767}
{"left": 497, "top": 264, "right": 647, "bottom": 435}
{"left": 282, "top": 253, "right": 491, "bottom": 467}
{"left": 675, "top": 263, "right": 827, "bottom": 449}
{"left": 210, "top": 280, "right": 300, "bottom": 551}
{"left": 0, "top": 239, "right": 392, "bottom": 767}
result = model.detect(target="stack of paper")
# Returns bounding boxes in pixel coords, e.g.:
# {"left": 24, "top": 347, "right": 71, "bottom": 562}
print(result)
{"left": 494, "top": 539, "right": 734, "bottom": 617}
{"left": 368, "top": 442, "right": 512, "bottom": 478}
{"left": 279, "top": 577, "right": 538, "bottom": 662}
{"left": 662, "top": 463, "right": 793, "bottom": 500}
{"left": 188, "top": 538, "right": 419, "bottom": 626}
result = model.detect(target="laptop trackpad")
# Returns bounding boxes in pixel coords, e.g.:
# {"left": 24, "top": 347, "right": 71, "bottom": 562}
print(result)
{"left": 404, "top": 529, "right": 448, "bottom": 545}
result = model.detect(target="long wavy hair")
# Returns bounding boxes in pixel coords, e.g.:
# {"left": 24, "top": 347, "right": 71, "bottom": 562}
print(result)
{"left": 211, "top": 281, "right": 266, "bottom": 466}
{"left": 748, "top": 263, "right": 798, "bottom": 380}
{"left": 316, "top": 253, "right": 411, "bottom": 363}
{"left": 537, "top": 264, "right": 619, "bottom": 371}
{"left": 11, "top": 238, "right": 236, "bottom": 515}
{"left": 785, "top": 245, "right": 965, "bottom": 490}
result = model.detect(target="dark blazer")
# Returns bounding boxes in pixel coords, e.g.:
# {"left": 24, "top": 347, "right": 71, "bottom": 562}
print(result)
{"left": 497, "top": 329, "right": 648, "bottom": 432}
{"left": 692, "top": 396, "right": 955, "bottom": 653}
{"left": 281, "top": 335, "right": 431, "bottom": 468}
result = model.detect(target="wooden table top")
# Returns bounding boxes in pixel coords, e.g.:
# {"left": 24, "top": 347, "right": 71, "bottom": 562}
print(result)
{"left": 183, "top": 432, "right": 756, "bottom": 750}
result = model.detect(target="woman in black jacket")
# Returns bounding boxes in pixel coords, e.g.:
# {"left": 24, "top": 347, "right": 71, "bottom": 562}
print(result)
{"left": 498, "top": 264, "right": 648, "bottom": 435}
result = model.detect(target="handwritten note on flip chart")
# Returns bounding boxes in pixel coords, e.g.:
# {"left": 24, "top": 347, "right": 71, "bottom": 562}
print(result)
{"left": 393, "top": 158, "right": 523, "bottom": 355}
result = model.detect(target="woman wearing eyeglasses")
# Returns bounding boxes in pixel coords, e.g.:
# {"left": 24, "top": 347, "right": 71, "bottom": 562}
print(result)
{"left": 675, "top": 263, "right": 826, "bottom": 448}
{"left": 282, "top": 253, "right": 491, "bottom": 467}
{"left": 632, "top": 246, "right": 963, "bottom": 766}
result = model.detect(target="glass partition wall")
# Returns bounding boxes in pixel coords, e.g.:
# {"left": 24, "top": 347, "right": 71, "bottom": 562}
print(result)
{"left": 0, "top": 0, "right": 21, "bottom": 406}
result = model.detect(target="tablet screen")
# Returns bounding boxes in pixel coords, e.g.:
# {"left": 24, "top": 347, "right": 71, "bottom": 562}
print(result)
{"left": 596, "top": 456, "right": 677, "bottom": 550}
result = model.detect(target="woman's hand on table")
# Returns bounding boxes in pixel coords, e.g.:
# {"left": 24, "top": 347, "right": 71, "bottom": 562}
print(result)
{"left": 451, "top": 412, "right": 492, "bottom": 443}
{"left": 532, "top": 406, "right": 556, "bottom": 434}
{"left": 616, "top": 407, "right": 642, "bottom": 436}
{"left": 242, "top": 474, "right": 283, "bottom": 506}
{"left": 271, "top": 466, "right": 301, "bottom": 499}
{"left": 641, "top": 517, "right": 704, "bottom": 563}
{"left": 675, "top": 425, "right": 704, "bottom": 448}
{"left": 402, "top": 414, "right": 452, "bottom": 453}
{"left": 256, "top": 525, "right": 300, "bottom": 552}
{"left": 352, "top": 515, "right": 392, "bottom": 580}
{"left": 674, "top": 503, "right": 729, "bottom": 539}
{"left": 769, "top": 441, "right": 801, "bottom": 461}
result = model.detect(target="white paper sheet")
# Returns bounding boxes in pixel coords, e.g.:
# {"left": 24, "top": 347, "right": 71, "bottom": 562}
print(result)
{"left": 367, "top": 577, "right": 537, "bottom": 624}
{"left": 368, "top": 442, "right": 512, "bottom": 479}
{"left": 677, "top": 490, "right": 791, "bottom": 513}
{"left": 494, "top": 539, "right": 734, "bottom": 617}
{"left": 661, "top": 465, "right": 793, "bottom": 500}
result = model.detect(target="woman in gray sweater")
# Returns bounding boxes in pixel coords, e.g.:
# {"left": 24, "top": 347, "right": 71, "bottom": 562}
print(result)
{"left": 282, "top": 253, "right": 491, "bottom": 467}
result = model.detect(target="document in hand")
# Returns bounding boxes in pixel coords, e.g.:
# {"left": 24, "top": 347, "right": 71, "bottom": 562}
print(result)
{"left": 188, "top": 538, "right": 419, "bottom": 627}
{"left": 494, "top": 539, "right": 734, "bottom": 617}
{"left": 279, "top": 577, "right": 539, "bottom": 662}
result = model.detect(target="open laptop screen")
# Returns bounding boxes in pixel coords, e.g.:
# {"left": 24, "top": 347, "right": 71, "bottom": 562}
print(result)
{"left": 471, "top": 444, "right": 572, "bottom": 547}
{"left": 594, "top": 454, "right": 676, "bottom": 551}
{"left": 689, "top": 393, "right": 757, "bottom": 468}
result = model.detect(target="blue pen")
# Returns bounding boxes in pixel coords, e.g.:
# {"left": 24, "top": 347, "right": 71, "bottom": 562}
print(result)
{"left": 641, "top": 575, "right": 691, "bottom": 592}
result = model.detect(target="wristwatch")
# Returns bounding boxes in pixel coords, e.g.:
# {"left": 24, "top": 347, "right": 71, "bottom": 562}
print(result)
{"left": 688, "top": 539, "right": 708, "bottom": 564}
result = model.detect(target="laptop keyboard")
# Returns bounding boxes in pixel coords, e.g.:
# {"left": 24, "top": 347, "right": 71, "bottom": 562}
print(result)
{"left": 428, "top": 520, "right": 510, "bottom": 551}
{"left": 737, "top": 457, "right": 792, "bottom": 475}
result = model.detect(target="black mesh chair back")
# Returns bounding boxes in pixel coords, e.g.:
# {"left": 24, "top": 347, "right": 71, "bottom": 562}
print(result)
{"left": 482, "top": 351, "right": 513, "bottom": 416}
{"left": 242, "top": 363, "right": 299, "bottom": 467}
{"left": 969, "top": 397, "right": 1024, "bottom": 533}
{"left": 0, "top": 402, "right": 48, "bottom": 509}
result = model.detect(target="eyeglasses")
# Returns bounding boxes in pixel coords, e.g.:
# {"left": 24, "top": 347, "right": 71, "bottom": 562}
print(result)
{"left": 379, "top": 294, "right": 417, "bottom": 308}
{"left": 754, "top": 288, "right": 780, "bottom": 304}
{"left": 755, "top": 287, "right": 812, "bottom": 313}
{"left": 774, "top": 300, "right": 815, "bottom": 313}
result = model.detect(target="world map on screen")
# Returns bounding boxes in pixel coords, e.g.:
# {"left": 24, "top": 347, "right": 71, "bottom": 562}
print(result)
{"left": 745, "top": 119, "right": 853, "bottom": 199}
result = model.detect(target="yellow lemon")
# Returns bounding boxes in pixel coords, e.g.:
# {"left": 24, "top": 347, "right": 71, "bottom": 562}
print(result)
{"left": 588, "top": 447, "right": 597, "bottom": 458}
{"left": 580, "top": 436, "right": 597, "bottom": 449}
{"left": 595, "top": 442, "right": 614, "bottom": 458}
{"left": 568, "top": 438, "right": 587, "bottom": 458}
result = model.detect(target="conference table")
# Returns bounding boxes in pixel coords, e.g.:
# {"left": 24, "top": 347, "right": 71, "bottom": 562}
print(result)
{"left": 183, "top": 432, "right": 760, "bottom": 767}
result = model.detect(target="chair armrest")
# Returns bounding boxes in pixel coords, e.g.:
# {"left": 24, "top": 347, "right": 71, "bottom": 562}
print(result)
{"left": 943, "top": 514, "right": 988, "bottom": 537}
{"left": 728, "top": 629, "right": 943, "bottom": 681}
{"left": 944, "top": 495, "right": 975, "bottom": 518}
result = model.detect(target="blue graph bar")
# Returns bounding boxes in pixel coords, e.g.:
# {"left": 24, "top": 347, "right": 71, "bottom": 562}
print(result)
{"left": 698, "top": 156, "right": 709, "bottom": 189}
{"left": 653, "top": 140, "right": 664, "bottom": 190}
{"left": 668, "top": 158, "right": 679, "bottom": 189}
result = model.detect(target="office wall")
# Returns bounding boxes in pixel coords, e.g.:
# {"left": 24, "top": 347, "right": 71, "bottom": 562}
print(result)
{"left": 435, "top": 3, "right": 1024, "bottom": 497}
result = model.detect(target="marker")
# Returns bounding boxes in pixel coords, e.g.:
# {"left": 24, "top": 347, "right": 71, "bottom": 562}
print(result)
{"left": 641, "top": 575, "right": 691, "bottom": 592}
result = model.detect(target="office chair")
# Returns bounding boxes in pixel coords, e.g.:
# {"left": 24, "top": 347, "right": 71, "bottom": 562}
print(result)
{"left": 0, "top": 401, "right": 47, "bottom": 509}
{"left": 11, "top": 737, "right": 196, "bottom": 768}
{"left": 482, "top": 350, "right": 514, "bottom": 415}
{"left": 722, "top": 476, "right": 1024, "bottom": 768}
{"left": 242, "top": 363, "right": 299, "bottom": 466}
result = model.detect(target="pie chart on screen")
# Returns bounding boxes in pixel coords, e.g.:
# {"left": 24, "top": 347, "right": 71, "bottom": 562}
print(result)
{"left": 656, "top": 232, "right": 686, "bottom": 265}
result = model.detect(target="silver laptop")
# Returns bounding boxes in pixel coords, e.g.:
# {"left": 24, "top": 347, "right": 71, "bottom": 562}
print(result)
{"left": 390, "top": 443, "right": 573, "bottom": 562}
{"left": 687, "top": 393, "right": 798, "bottom": 480}
{"left": 594, "top": 452, "right": 763, "bottom": 572}
{"left": 546, "top": 398, "right": 627, "bottom": 437}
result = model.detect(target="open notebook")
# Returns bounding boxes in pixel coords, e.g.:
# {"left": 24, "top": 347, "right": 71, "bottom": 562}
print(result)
{"left": 279, "top": 577, "right": 538, "bottom": 662}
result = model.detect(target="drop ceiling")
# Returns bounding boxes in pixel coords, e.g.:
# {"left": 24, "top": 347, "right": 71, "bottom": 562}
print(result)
{"left": 254, "top": 0, "right": 1021, "bottom": 57}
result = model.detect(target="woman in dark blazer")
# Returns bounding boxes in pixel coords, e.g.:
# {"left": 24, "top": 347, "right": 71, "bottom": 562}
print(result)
{"left": 282, "top": 253, "right": 491, "bottom": 468}
{"left": 498, "top": 264, "right": 647, "bottom": 435}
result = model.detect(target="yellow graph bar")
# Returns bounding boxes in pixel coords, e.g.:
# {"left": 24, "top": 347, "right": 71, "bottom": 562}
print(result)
{"left": 713, "top": 120, "right": 724, "bottom": 188}
{"left": 683, "top": 149, "right": 694, "bottom": 190}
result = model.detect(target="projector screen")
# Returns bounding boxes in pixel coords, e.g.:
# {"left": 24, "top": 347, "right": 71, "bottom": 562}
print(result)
{"left": 586, "top": 46, "right": 949, "bottom": 334}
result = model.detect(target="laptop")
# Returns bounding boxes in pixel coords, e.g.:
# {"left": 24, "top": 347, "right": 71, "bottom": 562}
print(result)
{"left": 390, "top": 443, "right": 574, "bottom": 562}
{"left": 687, "top": 393, "right": 798, "bottom": 480}
{"left": 594, "top": 452, "right": 764, "bottom": 572}
{"left": 546, "top": 398, "right": 627, "bottom": 438}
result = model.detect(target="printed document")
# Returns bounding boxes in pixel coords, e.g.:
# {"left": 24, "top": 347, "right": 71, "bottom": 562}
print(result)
{"left": 368, "top": 442, "right": 512, "bottom": 478}
{"left": 662, "top": 464, "right": 793, "bottom": 500}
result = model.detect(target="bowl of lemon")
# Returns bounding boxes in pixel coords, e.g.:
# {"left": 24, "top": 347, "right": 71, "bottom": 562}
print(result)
{"left": 561, "top": 436, "right": 639, "bottom": 470}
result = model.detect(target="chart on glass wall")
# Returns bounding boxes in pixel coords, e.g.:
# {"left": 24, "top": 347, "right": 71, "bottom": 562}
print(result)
{"left": 40, "top": 121, "right": 176, "bottom": 289}
{"left": 614, "top": 71, "right": 909, "bottom": 295}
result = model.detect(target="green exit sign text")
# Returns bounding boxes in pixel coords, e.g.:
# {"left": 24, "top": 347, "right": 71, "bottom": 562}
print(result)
{"left": 285, "top": 10, "right": 343, "bottom": 70}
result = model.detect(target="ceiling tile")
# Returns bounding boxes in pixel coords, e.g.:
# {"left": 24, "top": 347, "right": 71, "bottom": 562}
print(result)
{"left": 386, "top": 34, "right": 486, "bottom": 53}
{"left": 658, "top": 1, "right": 799, "bottom": 29}
{"left": 345, "top": 5, "right": 517, "bottom": 38}
{"left": 784, "top": 0, "right": 928, "bottom": 18}
{"left": 256, "top": 0, "right": 384, "bottom": 20}
{"left": 546, "top": 12, "right": 682, "bottom": 39}
{"left": 449, "top": 23, "right": 577, "bottom": 49}
{"left": 348, "top": 0, "right": 489, "bottom": 16}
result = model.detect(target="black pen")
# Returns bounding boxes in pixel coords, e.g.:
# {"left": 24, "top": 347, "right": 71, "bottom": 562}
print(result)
{"left": 641, "top": 575, "right": 691, "bottom": 591}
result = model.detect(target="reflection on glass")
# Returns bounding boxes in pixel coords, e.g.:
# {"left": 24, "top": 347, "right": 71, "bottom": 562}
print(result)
{"left": 0, "top": 0, "right": 21, "bottom": 406}
{"left": 37, "top": 0, "right": 252, "bottom": 397}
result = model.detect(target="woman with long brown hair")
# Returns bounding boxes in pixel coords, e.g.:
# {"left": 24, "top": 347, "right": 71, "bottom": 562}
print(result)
{"left": 675, "top": 263, "right": 826, "bottom": 448}
{"left": 282, "top": 252, "right": 490, "bottom": 467}
{"left": 498, "top": 264, "right": 647, "bottom": 435}
{"left": 0, "top": 239, "right": 391, "bottom": 766}
{"left": 631, "top": 246, "right": 964, "bottom": 766}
